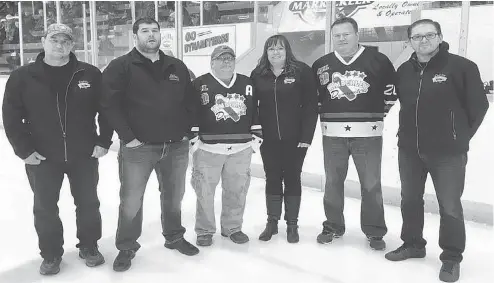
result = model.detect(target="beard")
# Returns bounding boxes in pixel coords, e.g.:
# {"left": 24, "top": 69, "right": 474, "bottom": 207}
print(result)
{"left": 137, "top": 38, "right": 161, "bottom": 53}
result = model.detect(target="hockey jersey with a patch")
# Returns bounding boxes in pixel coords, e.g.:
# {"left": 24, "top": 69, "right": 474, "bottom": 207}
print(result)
{"left": 312, "top": 46, "right": 397, "bottom": 137}
{"left": 191, "top": 72, "right": 261, "bottom": 150}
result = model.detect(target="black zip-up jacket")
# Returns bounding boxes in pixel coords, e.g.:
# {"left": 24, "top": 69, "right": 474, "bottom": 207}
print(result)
{"left": 250, "top": 62, "right": 318, "bottom": 144}
{"left": 396, "top": 42, "right": 489, "bottom": 155}
{"left": 2, "top": 52, "right": 113, "bottom": 162}
{"left": 101, "top": 48, "right": 196, "bottom": 144}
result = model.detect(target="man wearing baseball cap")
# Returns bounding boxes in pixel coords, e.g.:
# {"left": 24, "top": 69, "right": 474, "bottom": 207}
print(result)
{"left": 3, "top": 23, "right": 112, "bottom": 275}
{"left": 189, "top": 45, "right": 262, "bottom": 246}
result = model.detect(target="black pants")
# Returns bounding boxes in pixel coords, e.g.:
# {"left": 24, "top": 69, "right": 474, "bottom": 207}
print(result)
{"left": 260, "top": 140, "right": 307, "bottom": 222}
{"left": 25, "top": 158, "right": 101, "bottom": 260}
{"left": 260, "top": 140, "right": 308, "bottom": 196}
{"left": 399, "top": 148, "right": 467, "bottom": 263}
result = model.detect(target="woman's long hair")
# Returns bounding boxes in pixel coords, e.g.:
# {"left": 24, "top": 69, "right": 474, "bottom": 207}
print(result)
{"left": 254, "top": 34, "right": 300, "bottom": 76}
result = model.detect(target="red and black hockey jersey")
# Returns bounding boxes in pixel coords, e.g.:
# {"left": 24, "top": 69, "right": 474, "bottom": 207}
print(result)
{"left": 191, "top": 72, "right": 261, "bottom": 145}
{"left": 312, "top": 46, "right": 397, "bottom": 137}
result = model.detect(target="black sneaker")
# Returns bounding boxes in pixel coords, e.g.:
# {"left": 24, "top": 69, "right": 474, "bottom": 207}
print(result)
{"left": 222, "top": 231, "right": 249, "bottom": 244}
{"left": 39, "top": 257, "right": 62, "bottom": 275}
{"left": 367, "top": 236, "right": 386, "bottom": 251}
{"left": 164, "top": 239, "right": 200, "bottom": 256}
{"left": 196, "top": 235, "right": 213, "bottom": 247}
{"left": 439, "top": 261, "right": 460, "bottom": 282}
{"left": 113, "top": 250, "right": 136, "bottom": 272}
{"left": 79, "top": 246, "right": 105, "bottom": 267}
{"left": 316, "top": 231, "right": 334, "bottom": 244}
{"left": 385, "top": 244, "right": 426, "bottom": 261}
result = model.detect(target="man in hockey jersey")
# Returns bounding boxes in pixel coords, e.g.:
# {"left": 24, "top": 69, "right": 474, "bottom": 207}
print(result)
{"left": 312, "top": 17, "right": 397, "bottom": 250}
{"left": 385, "top": 19, "right": 489, "bottom": 283}
{"left": 190, "top": 45, "right": 262, "bottom": 246}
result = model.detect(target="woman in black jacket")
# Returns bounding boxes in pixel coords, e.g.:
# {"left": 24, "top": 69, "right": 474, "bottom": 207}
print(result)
{"left": 250, "top": 35, "right": 318, "bottom": 243}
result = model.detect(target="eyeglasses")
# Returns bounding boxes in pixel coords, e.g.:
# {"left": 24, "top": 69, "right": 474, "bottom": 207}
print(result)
{"left": 410, "top": 33, "right": 438, "bottom": 42}
{"left": 214, "top": 56, "right": 235, "bottom": 63}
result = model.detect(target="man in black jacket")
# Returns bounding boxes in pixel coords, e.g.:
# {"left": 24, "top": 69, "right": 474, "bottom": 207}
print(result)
{"left": 2, "top": 23, "right": 113, "bottom": 275}
{"left": 101, "top": 18, "right": 199, "bottom": 272}
{"left": 385, "top": 19, "right": 489, "bottom": 283}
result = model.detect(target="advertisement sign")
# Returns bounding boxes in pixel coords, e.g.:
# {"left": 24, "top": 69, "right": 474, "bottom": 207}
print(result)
{"left": 278, "top": 1, "right": 423, "bottom": 32}
{"left": 160, "top": 25, "right": 236, "bottom": 57}
{"left": 183, "top": 25, "right": 236, "bottom": 56}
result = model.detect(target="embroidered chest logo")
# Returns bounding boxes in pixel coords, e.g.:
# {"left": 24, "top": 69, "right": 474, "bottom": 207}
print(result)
{"left": 169, "top": 74, "right": 180, "bottom": 81}
{"left": 284, "top": 77, "right": 295, "bottom": 84}
{"left": 211, "top": 93, "right": 246, "bottom": 122}
{"left": 201, "top": 85, "right": 208, "bottom": 92}
{"left": 327, "top": 71, "right": 370, "bottom": 101}
{"left": 78, "top": 80, "right": 91, "bottom": 89}
{"left": 432, "top": 74, "right": 447, "bottom": 83}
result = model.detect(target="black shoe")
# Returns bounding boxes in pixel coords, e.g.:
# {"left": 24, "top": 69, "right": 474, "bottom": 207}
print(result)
{"left": 113, "top": 250, "right": 135, "bottom": 272}
{"left": 439, "top": 261, "right": 460, "bottom": 282}
{"left": 259, "top": 220, "right": 278, "bottom": 241}
{"left": 164, "top": 239, "right": 200, "bottom": 256}
{"left": 287, "top": 224, "right": 299, "bottom": 243}
{"left": 222, "top": 231, "right": 249, "bottom": 244}
{"left": 316, "top": 230, "right": 334, "bottom": 244}
{"left": 79, "top": 246, "right": 105, "bottom": 267}
{"left": 367, "top": 236, "right": 386, "bottom": 251}
{"left": 196, "top": 235, "right": 213, "bottom": 247}
{"left": 385, "top": 244, "right": 426, "bottom": 261}
{"left": 39, "top": 257, "right": 62, "bottom": 275}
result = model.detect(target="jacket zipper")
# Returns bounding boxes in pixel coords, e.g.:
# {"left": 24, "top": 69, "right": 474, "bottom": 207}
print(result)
{"left": 273, "top": 76, "right": 282, "bottom": 140}
{"left": 415, "top": 62, "right": 428, "bottom": 157}
{"left": 56, "top": 69, "right": 83, "bottom": 162}
{"left": 451, "top": 111, "right": 457, "bottom": 140}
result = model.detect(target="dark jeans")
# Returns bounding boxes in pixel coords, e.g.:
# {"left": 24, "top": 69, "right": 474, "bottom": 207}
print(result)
{"left": 260, "top": 140, "right": 308, "bottom": 222}
{"left": 115, "top": 140, "right": 189, "bottom": 251}
{"left": 25, "top": 158, "right": 101, "bottom": 260}
{"left": 322, "top": 136, "right": 387, "bottom": 238}
{"left": 398, "top": 148, "right": 467, "bottom": 263}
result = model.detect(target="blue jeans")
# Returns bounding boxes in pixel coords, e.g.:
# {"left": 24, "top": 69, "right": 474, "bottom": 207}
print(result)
{"left": 322, "top": 136, "right": 387, "bottom": 238}
{"left": 399, "top": 148, "right": 467, "bottom": 263}
{"left": 115, "top": 140, "right": 189, "bottom": 251}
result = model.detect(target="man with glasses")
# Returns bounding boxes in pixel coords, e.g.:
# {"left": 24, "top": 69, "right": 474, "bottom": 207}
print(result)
{"left": 2, "top": 23, "right": 112, "bottom": 275}
{"left": 189, "top": 45, "right": 261, "bottom": 247}
{"left": 385, "top": 19, "right": 489, "bottom": 283}
{"left": 312, "top": 17, "right": 397, "bottom": 250}
{"left": 101, "top": 18, "right": 199, "bottom": 272}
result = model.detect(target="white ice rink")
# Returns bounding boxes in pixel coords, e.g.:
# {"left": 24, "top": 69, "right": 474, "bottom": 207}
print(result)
{"left": 0, "top": 133, "right": 493, "bottom": 283}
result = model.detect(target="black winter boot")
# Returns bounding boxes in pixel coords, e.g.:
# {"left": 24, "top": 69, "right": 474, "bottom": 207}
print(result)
{"left": 286, "top": 221, "right": 299, "bottom": 243}
{"left": 259, "top": 195, "right": 282, "bottom": 241}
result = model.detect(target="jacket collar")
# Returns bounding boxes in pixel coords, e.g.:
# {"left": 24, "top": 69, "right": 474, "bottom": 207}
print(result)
{"left": 130, "top": 47, "right": 175, "bottom": 72}
{"left": 409, "top": 42, "right": 449, "bottom": 70}
{"left": 30, "top": 51, "right": 81, "bottom": 78}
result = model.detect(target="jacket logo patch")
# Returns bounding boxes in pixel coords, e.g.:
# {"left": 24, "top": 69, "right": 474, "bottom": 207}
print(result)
{"left": 201, "top": 84, "right": 208, "bottom": 92}
{"left": 432, "top": 74, "right": 447, "bottom": 83}
{"left": 77, "top": 80, "right": 91, "bottom": 89}
{"left": 284, "top": 77, "right": 295, "bottom": 84}
{"left": 201, "top": 93, "right": 210, "bottom": 105}
{"left": 169, "top": 74, "right": 180, "bottom": 81}
{"left": 327, "top": 71, "right": 369, "bottom": 101}
{"left": 211, "top": 93, "right": 246, "bottom": 122}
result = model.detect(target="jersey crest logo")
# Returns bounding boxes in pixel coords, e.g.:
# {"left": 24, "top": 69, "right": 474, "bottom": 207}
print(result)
{"left": 200, "top": 93, "right": 210, "bottom": 105}
{"left": 327, "top": 71, "right": 369, "bottom": 101}
{"left": 201, "top": 85, "right": 208, "bottom": 92}
{"left": 211, "top": 93, "right": 246, "bottom": 122}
